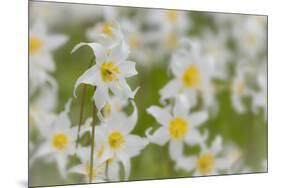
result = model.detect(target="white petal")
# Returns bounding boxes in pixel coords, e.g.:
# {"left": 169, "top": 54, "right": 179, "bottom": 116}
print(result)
{"left": 93, "top": 85, "right": 109, "bottom": 112}
{"left": 118, "top": 153, "right": 131, "bottom": 180}
{"left": 108, "top": 161, "right": 120, "bottom": 181}
{"left": 146, "top": 106, "right": 171, "bottom": 126}
{"left": 173, "top": 95, "right": 190, "bottom": 117}
{"left": 125, "top": 101, "right": 138, "bottom": 133}
{"left": 210, "top": 136, "right": 223, "bottom": 155}
{"left": 160, "top": 79, "right": 181, "bottom": 101}
{"left": 68, "top": 164, "right": 86, "bottom": 175}
{"left": 71, "top": 42, "right": 106, "bottom": 64}
{"left": 169, "top": 140, "right": 183, "bottom": 161}
{"left": 46, "top": 34, "right": 68, "bottom": 51}
{"left": 145, "top": 127, "right": 170, "bottom": 146}
{"left": 31, "top": 143, "right": 53, "bottom": 162}
{"left": 119, "top": 61, "right": 137, "bottom": 78}
{"left": 175, "top": 156, "right": 197, "bottom": 171}
{"left": 109, "top": 79, "right": 138, "bottom": 99}
{"left": 110, "top": 41, "right": 129, "bottom": 62}
{"left": 188, "top": 111, "right": 208, "bottom": 127}
{"left": 73, "top": 65, "right": 100, "bottom": 97}
{"left": 56, "top": 155, "right": 68, "bottom": 179}
{"left": 184, "top": 129, "right": 204, "bottom": 146}
{"left": 216, "top": 157, "right": 231, "bottom": 170}
{"left": 125, "top": 135, "right": 148, "bottom": 157}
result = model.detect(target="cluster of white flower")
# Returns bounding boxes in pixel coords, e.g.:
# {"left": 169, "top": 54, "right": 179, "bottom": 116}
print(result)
{"left": 29, "top": 2, "right": 267, "bottom": 186}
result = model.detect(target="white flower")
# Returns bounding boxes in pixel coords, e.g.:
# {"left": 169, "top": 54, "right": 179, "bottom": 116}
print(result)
{"left": 252, "top": 66, "right": 267, "bottom": 120}
{"left": 231, "top": 65, "right": 251, "bottom": 113}
{"left": 29, "top": 19, "right": 68, "bottom": 94}
{"left": 31, "top": 99, "right": 76, "bottom": 178}
{"left": 176, "top": 136, "right": 231, "bottom": 176}
{"left": 68, "top": 146, "right": 110, "bottom": 183}
{"left": 93, "top": 102, "right": 147, "bottom": 180}
{"left": 146, "top": 96, "right": 208, "bottom": 161}
{"left": 30, "top": 85, "right": 57, "bottom": 135}
{"left": 232, "top": 16, "right": 266, "bottom": 60}
{"left": 86, "top": 21, "right": 124, "bottom": 48}
{"left": 72, "top": 41, "right": 138, "bottom": 115}
{"left": 160, "top": 47, "right": 215, "bottom": 109}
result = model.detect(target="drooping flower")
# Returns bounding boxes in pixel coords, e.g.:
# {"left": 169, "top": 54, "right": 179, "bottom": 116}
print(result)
{"left": 72, "top": 41, "right": 138, "bottom": 115}
{"left": 146, "top": 96, "right": 208, "bottom": 161}
{"left": 31, "top": 99, "right": 76, "bottom": 178}
{"left": 176, "top": 136, "right": 230, "bottom": 176}
{"left": 160, "top": 46, "right": 215, "bottom": 109}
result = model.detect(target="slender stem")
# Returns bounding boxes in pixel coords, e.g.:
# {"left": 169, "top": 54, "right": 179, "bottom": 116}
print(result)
{"left": 75, "top": 85, "right": 88, "bottom": 149}
{"left": 75, "top": 57, "right": 94, "bottom": 151}
{"left": 89, "top": 87, "right": 97, "bottom": 183}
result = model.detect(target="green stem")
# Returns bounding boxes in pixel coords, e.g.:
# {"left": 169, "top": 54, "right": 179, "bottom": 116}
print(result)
{"left": 75, "top": 57, "right": 94, "bottom": 151}
{"left": 89, "top": 87, "right": 97, "bottom": 183}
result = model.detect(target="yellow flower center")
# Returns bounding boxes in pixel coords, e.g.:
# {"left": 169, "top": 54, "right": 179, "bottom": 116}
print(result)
{"left": 197, "top": 153, "right": 215, "bottom": 175}
{"left": 97, "top": 144, "right": 105, "bottom": 158}
{"left": 102, "top": 23, "right": 115, "bottom": 37}
{"left": 245, "top": 34, "right": 257, "bottom": 47}
{"left": 168, "top": 117, "right": 188, "bottom": 140}
{"left": 182, "top": 64, "right": 201, "bottom": 88}
{"left": 165, "top": 10, "right": 178, "bottom": 22}
{"left": 129, "top": 35, "right": 140, "bottom": 49}
{"left": 100, "top": 61, "right": 120, "bottom": 82}
{"left": 108, "top": 131, "right": 124, "bottom": 149}
{"left": 29, "top": 36, "right": 43, "bottom": 54}
{"left": 165, "top": 33, "right": 177, "bottom": 48}
{"left": 52, "top": 133, "right": 68, "bottom": 150}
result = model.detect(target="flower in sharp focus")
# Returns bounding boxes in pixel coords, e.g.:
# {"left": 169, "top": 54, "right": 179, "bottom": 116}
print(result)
{"left": 176, "top": 136, "right": 230, "bottom": 176}
{"left": 29, "top": 19, "right": 68, "bottom": 94}
{"left": 160, "top": 47, "right": 215, "bottom": 109}
{"left": 31, "top": 99, "right": 76, "bottom": 178}
{"left": 72, "top": 41, "right": 138, "bottom": 115}
{"left": 146, "top": 96, "right": 208, "bottom": 161}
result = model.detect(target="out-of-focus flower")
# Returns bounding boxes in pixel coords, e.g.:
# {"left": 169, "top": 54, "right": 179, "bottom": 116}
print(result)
{"left": 231, "top": 65, "right": 251, "bottom": 113}
{"left": 176, "top": 136, "right": 230, "bottom": 176}
{"left": 252, "top": 65, "right": 267, "bottom": 120}
{"left": 29, "top": 19, "right": 68, "bottom": 94}
{"left": 87, "top": 21, "right": 124, "bottom": 48}
{"left": 103, "top": 95, "right": 128, "bottom": 117}
{"left": 68, "top": 146, "right": 110, "bottom": 182}
{"left": 72, "top": 41, "right": 138, "bottom": 114}
{"left": 232, "top": 16, "right": 266, "bottom": 60}
{"left": 160, "top": 47, "right": 215, "bottom": 109}
{"left": 94, "top": 102, "right": 148, "bottom": 180}
{"left": 31, "top": 99, "right": 76, "bottom": 178}
{"left": 146, "top": 96, "right": 208, "bottom": 161}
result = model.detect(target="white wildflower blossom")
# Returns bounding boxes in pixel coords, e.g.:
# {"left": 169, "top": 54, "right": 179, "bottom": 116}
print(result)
{"left": 146, "top": 96, "right": 208, "bottom": 161}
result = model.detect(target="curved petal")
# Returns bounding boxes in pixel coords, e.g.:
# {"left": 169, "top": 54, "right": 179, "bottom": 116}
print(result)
{"left": 108, "top": 161, "right": 120, "bottom": 181}
{"left": 110, "top": 41, "right": 129, "bottom": 63}
{"left": 109, "top": 79, "right": 138, "bottom": 99}
{"left": 125, "top": 100, "right": 138, "bottom": 133}
{"left": 175, "top": 156, "right": 197, "bottom": 171}
{"left": 71, "top": 42, "right": 106, "bottom": 64}
{"left": 146, "top": 106, "right": 171, "bottom": 126}
{"left": 118, "top": 153, "right": 131, "bottom": 180}
{"left": 210, "top": 136, "right": 223, "bottom": 155}
{"left": 47, "top": 34, "right": 68, "bottom": 51}
{"left": 93, "top": 85, "right": 109, "bottom": 112}
{"left": 73, "top": 65, "right": 100, "bottom": 97}
{"left": 160, "top": 79, "right": 181, "bottom": 101}
{"left": 125, "top": 135, "right": 148, "bottom": 157}
{"left": 173, "top": 95, "right": 190, "bottom": 117}
{"left": 145, "top": 127, "right": 170, "bottom": 146}
{"left": 184, "top": 129, "right": 203, "bottom": 146}
{"left": 188, "top": 110, "right": 208, "bottom": 127}
{"left": 119, "top": 61, "right": 137, "bottom": 78}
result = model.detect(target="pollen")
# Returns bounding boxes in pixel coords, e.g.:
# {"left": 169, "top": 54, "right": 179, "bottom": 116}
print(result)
{"left": 182, "top": 64, "right": 200, "bottom": 88}
{"left": 197, "top": 153, "right": 215, "bottom": 175}
{"left": 52, "top": 133, "right": 68, "bottom": 150}
{"left": 100, "top": 61, "right": 120, "bottom": 82}
{"left": 102, "top": 23, "right": 115, "bottom": 37}
{"left": 108, "top": 131, "right": 124, "bottom": 149}
{"left": 165, "top": 10, "right": 178, "bottom": 22}
{"left": 168, "top": 117, "right": 188, "bottom": 140}
{"left": 29, "top": 36, "right": 43, "bottom": 54}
